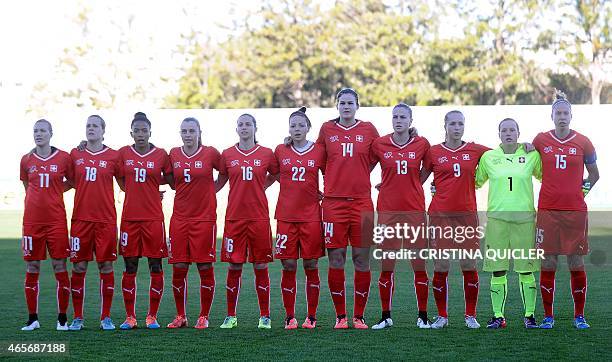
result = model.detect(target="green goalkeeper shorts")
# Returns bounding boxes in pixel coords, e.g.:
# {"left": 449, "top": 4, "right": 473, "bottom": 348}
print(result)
{"left": 483, "top": 217, "right": 540, "bottom": 273}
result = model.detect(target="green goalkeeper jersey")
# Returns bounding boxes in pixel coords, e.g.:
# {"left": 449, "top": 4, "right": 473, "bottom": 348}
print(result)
{"left": 475, "top": 144, "right": 542, "bottom": 222}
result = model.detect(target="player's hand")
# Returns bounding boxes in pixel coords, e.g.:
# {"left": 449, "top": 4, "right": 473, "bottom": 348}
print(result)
{"left": 283, "top": 136, "right": 293, "bottom": 146}
{"left": 375, "top": 183, "right": 381, "bottom": 191}
{"left": 522, "top": 142, "right": 536, "bottom": 153}
{"left": 582, "top": 180, "right": 591, "bottom": 197}
{"left": 160, "top": 190, "right": 166, "bottom": 200}
{"left": 408, "top": 127, "right": 418, "bottom": 137}
{"left": 430, "top": 182, "right": 436, "bottom": 196}
{"left": 77, "top": 140, "right": 87, "bottom": 151}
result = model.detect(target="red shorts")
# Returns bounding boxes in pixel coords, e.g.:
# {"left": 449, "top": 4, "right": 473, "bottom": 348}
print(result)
{"left": 22, "top": 223, "right": 70, "bottom": 261}
{"left": 119, "top": 220, "right": 168, "bottom": 258}
{"left": 428, "top": 213, "right": 481, "bottom": 252}
{"left": 321, "top": 197, "right": 374, "bottom": 248}
{"left": 536, "top": 210, "right": 588, "bottom": 255}
{"left": 221, "top": 220, "right": 273, "bottom": 263}
{"left": 70, "top": 220, "right": 118, "bottom": 262}
{"left": 169, "top": 217, "right": 217, "bottom": 263}
{"left": 375, "top": 211, "right": 428, "bottom": 250}
{"left": 275, "top": 221, "right": 325, "bottom": 260}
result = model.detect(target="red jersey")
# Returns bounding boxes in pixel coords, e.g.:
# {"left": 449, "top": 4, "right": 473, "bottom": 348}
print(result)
{"left": 274, "top": 142, "right": 326, "bottom": 222}
{"left": 423, "top": 142, "right": 490, "bottom": 214}
{"left": 316, "top": 120, "right": 380, "bottom": 198}
{"left": 371, "top": 135, "right": 430, "bottom": 212}
{"left": 70, "top": 147, "right": 120, "bottom": 223}
{"left": 219, "top": 144, "right": 279, "bottom": 221}
{"left": 118, "top": 146, "right": 171, "bottom": 221}
{"left": 20, "top": 148, "right": 72, "bottom": 225}
{"left": 533, "top": 130, "right": 596, "bottom": 211}
{"left": 170, "top": 145, "right": 221, "bottom": 221}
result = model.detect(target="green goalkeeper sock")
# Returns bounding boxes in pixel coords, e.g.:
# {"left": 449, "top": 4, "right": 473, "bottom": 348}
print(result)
{"left": 490, "top": 275, "right": 507, "bottom": 318}
{"left": 519, "top": 273, "right": 537, "bottom": 317}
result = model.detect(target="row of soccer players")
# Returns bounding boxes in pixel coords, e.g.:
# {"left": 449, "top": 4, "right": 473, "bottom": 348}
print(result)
{"left": 19, "top": 88, "right": 598, "bottom": 331}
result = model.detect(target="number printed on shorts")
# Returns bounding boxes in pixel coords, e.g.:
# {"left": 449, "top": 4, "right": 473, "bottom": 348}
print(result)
{"left": 70, "top": 237, "right": 80, "bottom": 252}
{"left": 225, "top": 237, "right": 234, "bottom": 253}
{"left": 275, "top": 234, "right": 288, "bottom": 249}
{"left": 323, "top": 222, "right": 334, "bottom": 237}
{"left": 120, "top": 232, "right": 128, "bottom": 246}
{"left": 535, "top": 228, "right": 544, "bottom": 244}
{"left": 22, "top": 236, "right": 33, "bottom": 252}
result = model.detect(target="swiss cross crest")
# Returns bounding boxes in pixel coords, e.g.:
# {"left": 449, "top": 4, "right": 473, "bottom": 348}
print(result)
{"left": 438, "top": 156, "right": 448, "bottom": 164}
{"left": 147, "top": 161, "right": 154, "bottom": 169}
{"left": 408, "top": 152, "right": 416, "bottom": 159}
{"left": 76, "top": 158, "right": 84, "bottom": 166}
{"left": 462, "top": 154, "right": 470, "bottom": 160}
{"left": 195, "top": 161, "right": 202, "bottom": 168}
{"left": 99, "top": 160, "right": 107, "bottom": 168}
{"left": 356, "top": 135, "right": 364, "bottom": 142}
{"left": 282, "top": 158, "right": 291, "bottom": 166}
{"left": 384, "top": 152, "right": 393, "bottom": 159}
{"left": 569, "top": 148, "right": 577, "bottom": 155}
{"left": 544, "top": 146, "right": 553, "bottom": 154}
{"left": 174, "top": 162, "right": 181, "bottom": 168}
{"left": 126, "top": 160, "right": 134, "bottom": 166}
{"left": 254, "top": 159, "right": 261, "bottom": 166}
{"left": 50, "top": 165, "right": 58, "bottom": 172}
{"left": 519, "top": 157, "right": 526, "bottom": 164}
{"left": 231, "top": 160, "right": 239, "bottom": 167}
{"left": 308, "top": 160, "right": 315, "bottom": 167}
{"left": 329, "top": 135, "right": 339, "bottom": 142}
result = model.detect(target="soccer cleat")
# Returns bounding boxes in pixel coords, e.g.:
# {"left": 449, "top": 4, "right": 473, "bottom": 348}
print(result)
{"left": 285, "top": 317, "right": 298, "bottom": 330}
{"left": 21, "top": 320, "right": 40, "bottom": 331}
{"left": 194, "top": 316, "right": 209, "bottom": 329}
{"left": 574, "top": 315, "right": 590, "bottom": 329}
{"left": 430, "top": 316, "right": 448, "bottom": 329}
{"left": 352, "top": 317, "right": 368, "bottom": 329}
{"left": 524, "top": 315, "right": 539, "bottom": 329}
{"left": 68, "top": 317, "right": 84, "bottom": 331}
{"left": 146, "top": 315, "right": 160, "bottom": 329}
{"left": 119, "top": 316, "right": 138, "bottom": 330}
{"left": 371, "top": 317, "right": 393, "bottom": 330}
{"left": 100, "top": 317, "right": 115, "bottom": 330}
{"left": 167, "top": 315, "right": 188, "bottom": 329}
{"left": 416, "top": 317, "right": 431, "bottom": 329}
{"left": 56, "top": 320, "right": 69, "bottom": 331}
{"left": 539, "top": 316, "right": 555, "bottom": 329}
{"left": 465, "top": 316, "right": 481, "bottom": 329}
{"left": 486, "top": 317, "right": 507, "bottom": 329}
{"left": 258, "top": 316, "right": 272, "bottom": 329}
{"left": 220, "top": 316, "right": 237, "bottom": 329}
{"left": 334, "top": 316, "right": 349, "bottom": 329}
{"left": 302, "top": 316, "right": 317, "bottom": 329}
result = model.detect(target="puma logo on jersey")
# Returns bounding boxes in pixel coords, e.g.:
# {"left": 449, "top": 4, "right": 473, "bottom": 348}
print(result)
{"left": 355, "top": 291, "right": 368, "bottom": 298}
{"left": 243, "top": 160, "right": 250, "bottom": 165}
{"left": 185, "top": 162, "right": 191, "bottom": 167}
{"left": 541, "top": 286, "right": 554, "bottom": 294}
{"left": 122, "top": 288, "right": 135, "bottom": 294}
{"left": 137, "top": 161, "right": 144, "bottom": 166}
{"left": 573, "top": 287, "right": 586, "bottom": 294}
{"left": 282, "top": 287, "right": 295, "bottom": 294}
{"left": 40, "top": 166, "right": 47, "bottom": 171}
{"left": 451, "top": 156, "right": 458, "bottom": 160}
{"left": 506, "top": 158, "right": 513, "bottom": 163}
{"left": 331, "top": 290, "right": 344, "bottom": 297}
{"left": 558, "top": 147, "right": 564, "bottom": 153}
{"left": 151, "top": 288, "right": 162, "bottom": 295}
{"left": 398, "top": 152, "right": 405, "bottom": 158}
{"left": 201, "top": 285, "right": 214, "bottom": 291}
{"left": 89, "top": 160, "right": 96, "bottom": 164}
{"left": 296, "top": 160, "right": 303, "bottom": 164}
{"left": 344, "top": 136, "right": 351, "bottom": 140}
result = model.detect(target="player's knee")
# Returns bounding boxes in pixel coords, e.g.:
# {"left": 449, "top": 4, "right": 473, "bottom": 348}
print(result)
{"left": 124, "top": 258, "right": 138, "bottom": 273}
{"left": 352, "top": 254, "right": 370, "bottom": 271}
{"left": 281, "top": 260, "right": 297, "bottom": 271}
{"left": 51, "top": 259, "right": 67, "bottom": 273}
{"left": 253, "top": 262, "right": 267, "bottom": 270}
{"left": 73, "top": 262, "right": 88, "bottom": 273}
{"left": 149, "top": 261, "right": 163, "bottom": 273}
{"left": 26, "top": 261, "right": 40, "bottom": 273}
{"left": 228, "top": 263, "right": 243, "bottom": 271}
{"left": 541, "top": 256, "right": 557, "bottom": 271}
{"left": 328, "top": 250, "right": 346, "bottom": 268}
{"left": 196, "top": 262, "right": 213, "bottom": 271}
{"left": 459, "top": 259, "right": 477, "bottom": 271}
{"left": 567, "top": 255, "right": 584, "bottom": 271}
{"left": 303, "top": 258, "right": 318, "bottom": 270}
{"left": 98, "top": 261, "right": 113, "bottom": 274}
{"left": 435, "top": 259, "right": 451, "bottom": 272}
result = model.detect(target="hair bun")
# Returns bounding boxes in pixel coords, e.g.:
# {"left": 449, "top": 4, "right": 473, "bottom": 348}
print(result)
{"left": 298, "top": 106, "right": 307, "bottom": 113}
{"left": 554, "top": 89, "right": 567, "bottom": 101}
{"left": 134, "top": 111, "right": 148, "bottom": 120}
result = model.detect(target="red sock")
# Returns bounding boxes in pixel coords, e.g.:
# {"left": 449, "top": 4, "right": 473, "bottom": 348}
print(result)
{"left": 413, "top": 270, "right": 429, "bottom": 312}
{"left": 55, "top": 271, "right": 70, "bottom": 314}
{"left": 226, "top": 269, "right": 242, "bottom": 316}
{"left": 304, "top": 268, "right": 320, "bottom": 318}
{"left": 100, "top": 272, "right": 114, "bottom": 320}
{"left": 462, "top": 270, "right": 479, "bottom": 317}
{"left": 540, "top": 270, "right": 556, "bottom": 318}
{"left": 121, "top": 272, "right": 137, "bottom": 318}
{"left": 70, "top": 271, "right": 86, "bottom": 318}
{"left": 24, "top": 272, "right": 39, "bottom": 314}
{"left": 281, "top": 269, "right": 297, "bottom": 318}
{"left": 328, "top": 267, "right": 346, "bottom": 317}
{"left": 198, "top": 268, "right": 215, "bottom": 318}
{"left": 354, "top": 270, "right": 371, "bottom": 318}
{"left": 570, "top": 270, "right": 587, "bottom": 318}
{"left": 171, "top": 266, "right": 188, "bottom": 317}
{"left": 148, "top": 271, "right": 164, "bottom": 317}
{"left": 378, "top": 271, "right": 394, "bottom": 312}
{"left": 433, "top": 271, "right": 448, "bottom": 318}
{"left": 254, "top": 268, "right": 271, "bottom": 317}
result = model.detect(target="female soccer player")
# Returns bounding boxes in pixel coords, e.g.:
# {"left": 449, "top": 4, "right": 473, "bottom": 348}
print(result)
{"left": 268, "top": 107, "right": 326, "bottom": 329}
{"left": 476, "top": 118, "right": 542, "bottom": 329}
{"left": 534, "top": 91, "right": 599, "bottom": 329}
{"left": 117, "top": 112, "right": 172, "bottom": 330}
{"left": 67, "top": 115, "right": 121, "bottom": 331}
{"left": 217, "top": 114, "right": 279, "bottom": 329}
{"left": 422, "top": 110, "right": 490, "bottom": 329}
{"left": 20, "top": 119, "right": 72, "bottom": 331}
{"left": 370, "top": 103, "right": 431, "bottom": 330}
{"left": 317, "top": 88, "right": 380, "bottom": 329}
{"left": 166, "top": 117, "right": 221, "bottom": 330}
